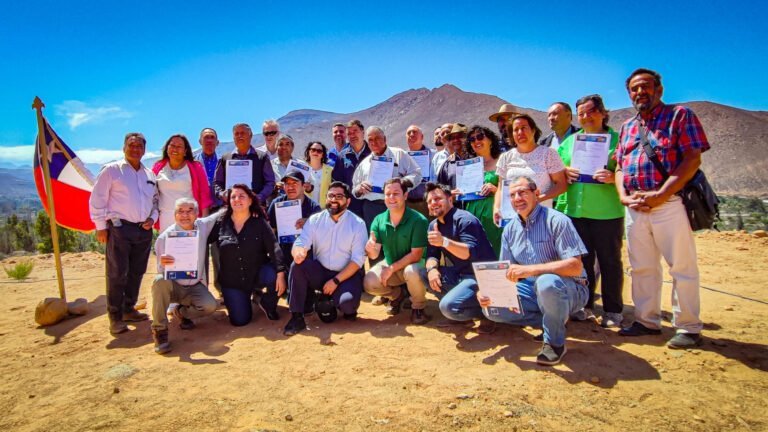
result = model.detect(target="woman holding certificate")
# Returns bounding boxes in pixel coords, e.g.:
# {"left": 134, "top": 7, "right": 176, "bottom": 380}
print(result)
{"left": 304, "top": 141, "right": 333, "bottom": 206}
{"left": 554, "top": 94, "right": 625, "bottom": 328}
{"left": 493, "top": 114, "right": 567, "bottom": 224}
{"left": 152, "top": 134, "right": 212, "bottom": 232}
{"left": 462, "top": 126, "right": 504, "bottom": 255}
{"left": 209, "top": 184, "right": 287, "bottom": 326}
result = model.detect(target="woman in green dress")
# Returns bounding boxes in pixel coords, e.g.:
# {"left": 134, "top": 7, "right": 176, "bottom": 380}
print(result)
{"left": 463, "top": 126, "right": 503, "bottom": 255}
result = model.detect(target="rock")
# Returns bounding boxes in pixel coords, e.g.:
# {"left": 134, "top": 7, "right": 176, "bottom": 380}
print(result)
{"left": 34, "top": 298, "right": 68, "bottom": 326}
{"left": 113, "top": 387, "right": 120, "bottom": 394}
{"left": 67, "top": 298, "right": 89, "bottom": 315}
{"left": 448, "top": 403, "right": 457, "bottom": 409}
{"left": 456, "top": 393, "right": 472, "bottom": 400}
{"left": 590, "top": 376, "right": 600, "bottom": 384}
{"left": 752, "top": 230, "right": 767, "bottom": 238}
{"left": 285, "top": 414, "right": 293, "bottom": 421}
{"left": 693, "top": 415, "right": 704, "bottom": 422}
{"left": 503, "top": 411, "right": 514, "bottom": 418}
{"left": 724, "top": 306, "right": 734, "bottom": 311}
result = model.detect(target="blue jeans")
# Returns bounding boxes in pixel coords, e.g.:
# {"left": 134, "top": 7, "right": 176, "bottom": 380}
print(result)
{"left": 428, "top": 271, "right": 484, "bottom": 321}
{"left": 222, "top": 264, "right": 277, "bottom": 327}
{"left": 482, "top": 274, "right": 588, "bottom": 347}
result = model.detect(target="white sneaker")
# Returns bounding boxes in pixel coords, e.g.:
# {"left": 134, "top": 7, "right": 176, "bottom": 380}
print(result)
{"left": 601, "top": 312, "right": 624, "bottom": 328}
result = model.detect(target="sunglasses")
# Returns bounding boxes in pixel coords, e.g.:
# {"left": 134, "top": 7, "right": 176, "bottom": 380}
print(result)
{"left": 467, "top": 132, "right": 486, "bottom": 144}
{"left": 309, "top": 147, "right": 324, "bottom": 153}
{"left": 263, "top": 131, "right": 278, "bottom": 136}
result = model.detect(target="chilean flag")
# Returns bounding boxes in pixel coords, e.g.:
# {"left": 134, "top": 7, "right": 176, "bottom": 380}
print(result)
{"left": 33, "top": 119, "right": 96, "bottom": 232}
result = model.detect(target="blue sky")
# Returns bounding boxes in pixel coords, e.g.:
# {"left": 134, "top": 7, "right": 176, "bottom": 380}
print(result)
{"left": 1, "top": 0, "right": 765, "bottom": 166}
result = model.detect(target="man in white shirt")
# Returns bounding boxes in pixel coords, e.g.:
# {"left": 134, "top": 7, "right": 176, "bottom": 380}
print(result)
{"left": 283, "top": 182, "right": 368, "bottom": 335}
{"left": 255, "top": 119, "right": 280, "bottom": 160}
{"left": 89, "top": 132, "right": 159, "bottom": 336}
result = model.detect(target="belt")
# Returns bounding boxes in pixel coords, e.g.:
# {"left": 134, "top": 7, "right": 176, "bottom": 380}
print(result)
{"left": 108, "top": 219, "right": 144, "bottom": 227}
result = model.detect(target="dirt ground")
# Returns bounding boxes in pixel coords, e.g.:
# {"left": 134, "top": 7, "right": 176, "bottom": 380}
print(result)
{"left": 0, "top": 231, "right": 766, "bottom": 432}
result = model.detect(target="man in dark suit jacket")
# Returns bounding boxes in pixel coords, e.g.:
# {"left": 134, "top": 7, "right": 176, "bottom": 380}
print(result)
{"left": 538, "top": 102, "right": 579, "bottom": 150}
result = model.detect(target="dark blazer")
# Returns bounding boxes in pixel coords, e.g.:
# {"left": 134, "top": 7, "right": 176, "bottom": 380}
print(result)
{"left": 538, "top": 125, "right": 579, "bottom": 148}
{"left": 213, "top": 147, "right": 276, "bottom": 204}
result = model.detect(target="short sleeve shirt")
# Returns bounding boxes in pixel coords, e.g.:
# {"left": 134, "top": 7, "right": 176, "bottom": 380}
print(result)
{"left": 496, "top": 146, "right": 565, "bottom": 207}
{"left": 371, "top": 207, "right": 429, "bottom": 265}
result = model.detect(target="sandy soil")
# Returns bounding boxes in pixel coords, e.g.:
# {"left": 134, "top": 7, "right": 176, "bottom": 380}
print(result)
{"left": 0, "top": 231, "right": 766, "bottom": 432}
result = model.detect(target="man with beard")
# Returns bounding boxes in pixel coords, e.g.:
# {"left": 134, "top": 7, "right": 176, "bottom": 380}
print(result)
{"left": 539, "top": 102, "right": 579, "bottom": 150}
{"left": 283, "top": 181, "right": 368, "bottom": 336}
{"left": 436, "top": 123, "right": 469, "bottom": 193}
{"left": 614, "top": 68, "right": 710, "bottom": 348}
{"left": 489, "top": 104, "right": 520, "bottom": 151}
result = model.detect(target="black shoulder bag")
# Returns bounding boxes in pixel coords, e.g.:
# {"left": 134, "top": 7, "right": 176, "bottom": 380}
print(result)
{"left": 639, "top": 126, "right": 720, "bottom": 231}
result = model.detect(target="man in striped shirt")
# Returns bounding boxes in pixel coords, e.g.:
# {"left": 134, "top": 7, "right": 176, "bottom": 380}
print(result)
{"left": 477, "top": 175, "right": 588, "bottom": 366}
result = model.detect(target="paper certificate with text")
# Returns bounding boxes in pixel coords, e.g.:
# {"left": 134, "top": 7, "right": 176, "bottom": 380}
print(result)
{"left": 369, "top": 156, "right": 395, "bottom": 193}
{"left": 408, "top": 150, "right": 431, "bottom": 182}
{"left": 455, "top": 157, "right": 484, "bottom": 201}
{"left": 225, "top": 160, "right": 253, "bottom": 189}
{"left": 472, "top": 261, "right": 522, "bottom": 313}
{"left": 499, "top": 179, "right": 515, "bottom": 227}
{"left": 570, "top": 133, "right": 610, "bottom": 183}
{"left": 164, "top": 230, "right": 199, "bottom": 280}
{"left": 275, "top": 199, "right": 302, "bottom": 243}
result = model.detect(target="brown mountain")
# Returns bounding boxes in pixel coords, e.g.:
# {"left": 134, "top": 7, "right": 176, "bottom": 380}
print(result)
{"left": 263, "top": 85, "right": 765, "bottom": 197}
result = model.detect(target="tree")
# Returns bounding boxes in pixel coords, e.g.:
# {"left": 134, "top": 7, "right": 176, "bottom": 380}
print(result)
{"left": 34, "top": 211, "right": 77, "bottom": 253}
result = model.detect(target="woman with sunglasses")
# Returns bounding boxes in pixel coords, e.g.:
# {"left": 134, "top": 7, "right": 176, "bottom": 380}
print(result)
{"left": 493, "top": 114, "right": 567, "bottom": 225}
{"left": 304, "top": 141, "right": 334, "bottom": 206}
{"left": 463, "top": 126, "right": 504, "bottom": 255}
{"left": 152, "top": 134, "right": 212, "bottom": 232}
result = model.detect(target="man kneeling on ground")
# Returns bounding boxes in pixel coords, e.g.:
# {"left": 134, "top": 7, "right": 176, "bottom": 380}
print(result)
{"left": 151, "top": 198, "right": 222, "bottom": 354}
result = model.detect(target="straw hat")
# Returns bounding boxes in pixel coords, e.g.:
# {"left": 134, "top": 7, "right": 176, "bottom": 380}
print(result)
{"left": 489, "top": 104, "right": 521, "bottom": 122}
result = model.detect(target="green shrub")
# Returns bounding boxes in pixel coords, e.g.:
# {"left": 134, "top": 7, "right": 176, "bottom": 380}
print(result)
{"left": 4, "top": 260, "right": 34, "bottom": 280}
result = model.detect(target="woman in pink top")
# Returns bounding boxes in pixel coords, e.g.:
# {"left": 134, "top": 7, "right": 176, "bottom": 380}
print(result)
{"left": 152, "top": 134, "right": 212, "bottom": 232}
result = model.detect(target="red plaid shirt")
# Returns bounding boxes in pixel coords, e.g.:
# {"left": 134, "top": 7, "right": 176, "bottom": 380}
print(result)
{"left": 615, "top": 103, "right": 710, "bottom": 192}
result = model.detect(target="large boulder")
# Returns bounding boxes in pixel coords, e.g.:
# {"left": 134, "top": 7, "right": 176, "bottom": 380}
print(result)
{"left": 34, "top": 297, "right": 68, "bottom": 326}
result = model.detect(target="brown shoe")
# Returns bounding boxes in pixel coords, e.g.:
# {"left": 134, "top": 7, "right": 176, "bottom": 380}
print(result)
{"left": 109, "top": 320, "right": 128, "bottom": 336}
{"left": 410, "top": 308, "right": 431, "bottom": 325}
{"left": 386, "top": 287, "right": 406, "bottom": 316}
{"left": 477, "top": 318, "right": 497, "bottom": 334}
{"left": 123, "top": 309, "right": 149, "bottom": 322}
{"left": 152, "top": 329, "right": 171, "bottom": 354}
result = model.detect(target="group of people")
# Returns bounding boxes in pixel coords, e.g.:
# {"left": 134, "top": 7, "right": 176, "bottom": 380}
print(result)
{"left": 88, "top": 68, "right": 710, "bottom": 366}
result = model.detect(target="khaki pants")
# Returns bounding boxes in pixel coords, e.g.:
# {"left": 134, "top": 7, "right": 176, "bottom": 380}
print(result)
{"left": 625, "top": 196, "right": 702, "bottom": 334}
{"left": 151, "top": 276, "right": 218, "bottom": 330}
{"left": 364, "top": 261, "right": 427, "bottom": 309}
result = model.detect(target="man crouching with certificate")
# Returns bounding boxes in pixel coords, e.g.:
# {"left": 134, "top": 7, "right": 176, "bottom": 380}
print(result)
{"left": 477, "top": 176, "right": 588, "bottom": 366}
{"left": 151, "top": 197, "right": 223, "bottom": 354}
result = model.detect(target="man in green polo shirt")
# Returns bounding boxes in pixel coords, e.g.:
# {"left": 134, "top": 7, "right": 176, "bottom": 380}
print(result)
{"left": 364, "top": 177, "right": 431, "bottom": 324}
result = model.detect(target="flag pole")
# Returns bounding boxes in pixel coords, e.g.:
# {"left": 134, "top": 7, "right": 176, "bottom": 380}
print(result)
{"left": 32, "top": 96, "right": 67, "bottom": 301}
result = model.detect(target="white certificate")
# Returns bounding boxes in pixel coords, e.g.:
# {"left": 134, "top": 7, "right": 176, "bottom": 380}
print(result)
{"left": 473, "top": 261, "right": 522, "bottom": 313}
{"left": 225, "top": 159, "right": 253, "bottom": 189}
{"left": 408, "top": 150, "right": 431, "bottom": 182}
{"left": 275, "top": 199, "right": 302, "bottom": 243}
{"left": 455, "top": 157, "right": 484, "bottom": 201}
{"left": 369, "top": 155, "right": 394, "bottom": 193}
{"left": 570, "top": 133, "right": 610, "bottom": 182}
{"left": 499, "top": 179, "right": 515, "bottom": 227}
{"left": 164, "top": 230, "right": 199, "bottom": 280}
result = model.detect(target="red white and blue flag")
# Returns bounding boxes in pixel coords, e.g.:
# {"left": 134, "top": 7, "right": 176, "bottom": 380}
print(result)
{"left": 33, "top": 118, "right": 96, "bottom": 232}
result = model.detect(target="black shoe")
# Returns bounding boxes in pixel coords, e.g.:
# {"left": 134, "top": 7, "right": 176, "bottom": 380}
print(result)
{"left": 536, "top": 343, "right": 567, "bottom": 366}
{"left": 152, "top": 329, "right": 171, "bottom": 354}
{"left": 179, "top": 318, "right": 195, "bottom": 330}
{"left": 410, "top": 308, "right": 430, "bottom": 325}
{"left": 386, "top": 288, "right": 406, "bottom": 316}
{"left": 619, "top": 321, "right": 662, "bottom": 337}
{"left": 283, "top": 313, "right": 306, "bottom": 336}
{"left": 667, "top": 333, "right": 702, "bottom": 349}
{"left": 109, "top": 320, "right": 129, "bottom": 336}
{"left": 343, "top": 312, "right": 357, "bottom": 321}
{"left": 259, "top": 299, "right": 280, "bottom": 321}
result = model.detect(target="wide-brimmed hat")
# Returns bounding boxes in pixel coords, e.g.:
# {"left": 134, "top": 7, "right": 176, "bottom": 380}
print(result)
{"left": 489, "top": 104, "right": 521, "bottom": 122}
{"left": 447, "top": 123, "right": 468, "bottom": 136}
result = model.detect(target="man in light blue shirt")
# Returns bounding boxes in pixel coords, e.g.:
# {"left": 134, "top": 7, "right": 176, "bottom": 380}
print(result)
{"left": 477, "top": 175, "right": 588, "bottom": 366}
{"left": 283, "top": 181, "right": 368, "bottom": 336}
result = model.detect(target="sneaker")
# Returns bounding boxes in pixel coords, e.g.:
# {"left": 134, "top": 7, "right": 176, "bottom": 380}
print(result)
{"left": 386, "top": 289, "right": 406, "bottom": 316}
{"left": 371, "top": 296, "right": 389, "bottom": 306}
{"left": 536, "top": 343, "right": 567, "bottom": 366}
{"left": 619, "top": 321, "right": 662, "bottom": 337}
{"left": 259, "top": 299, "right": 280, "bottom": 321}
{"left": 571, "top": 308, "right": 596, "bottom": 322}
{"left": 152, "top": 329, "right": 172, "bottom": 354}
{"left": 109, "top": 320, "right": 128, "bottom": 336}
{"left": 476, "top": 318, "right": 497, "bottom": 334}
{"left": 122, "top": 309, "right": 149, "bottom": 322}
{"left": 601, "top": 312, "right": 624, "bottom": 328}
{"left": 283, "top": 313, "right": 306, "bottom": 336}
{"left": 667, "top": 333, "right": 702, "bottom": 349}
{"left": 410, "top": 308, "right": 431, "bottom": 325}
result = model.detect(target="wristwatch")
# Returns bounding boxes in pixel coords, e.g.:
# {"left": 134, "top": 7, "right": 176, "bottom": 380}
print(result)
{"left": 332, "top": 277, "right": 341, "bottom": 285}
{"left": 426, "top": 266, "right": 439, "bottom": 273}
{"left": 442, "top": 237, "right": 449, "bottom": 248}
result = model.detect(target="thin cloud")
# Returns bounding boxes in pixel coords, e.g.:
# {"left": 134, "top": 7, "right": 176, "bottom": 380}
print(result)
{"left": 55, "top": 100, "right": 134, "bottom": 130}
{"left": 0, "top": 145, "right": 159, "bottom": 166}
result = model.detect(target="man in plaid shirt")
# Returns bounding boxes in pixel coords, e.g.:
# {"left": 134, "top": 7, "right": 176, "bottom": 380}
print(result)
{"left": 613, "top": 68, "right": 710, "bottom": 349}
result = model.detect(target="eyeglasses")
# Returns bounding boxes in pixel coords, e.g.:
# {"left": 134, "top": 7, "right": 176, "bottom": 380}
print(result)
{"left": 309, "top": 147, "right": 324, "bottom": 153}
{"left": 263, "top": 131, "right": 278, "bottom": 136}
{"left": 326, "top": 193, "right": 346, "bottom": 200}
{"left": 467, "top": 133, "right": 486, "bottom": 144}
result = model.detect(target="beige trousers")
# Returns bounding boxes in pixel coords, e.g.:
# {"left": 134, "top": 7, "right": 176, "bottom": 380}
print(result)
{"left": 364, "top": 261, "right": 427, "bottom": 309}
{"left": 151, "top": 276, "right": 218, "bottom": 330}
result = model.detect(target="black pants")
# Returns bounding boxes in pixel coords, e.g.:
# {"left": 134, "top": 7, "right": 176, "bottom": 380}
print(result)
{"left": 288, "top": 258, "right": 363, "bottom": 316}
{"left": 570, "top": 217, "right": 624, "bottom": 313}
{"left": 106, "top": 222, "right": 153, "bottom": 321}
